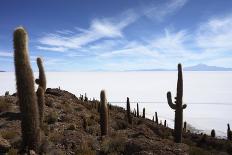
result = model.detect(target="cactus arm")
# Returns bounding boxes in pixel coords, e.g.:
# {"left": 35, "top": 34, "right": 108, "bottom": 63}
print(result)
{"left": 167, "top": 92, "right": 176, "bottom": 109}
{"left": 182, "top": 104, "right": 187, "bottom": 109}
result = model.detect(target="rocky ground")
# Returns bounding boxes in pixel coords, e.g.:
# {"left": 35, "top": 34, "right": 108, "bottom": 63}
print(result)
{"left": 0, "top": 88, "right": 231, "bottom": 155}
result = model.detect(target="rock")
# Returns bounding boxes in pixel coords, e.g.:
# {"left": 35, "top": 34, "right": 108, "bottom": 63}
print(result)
{"left": 0, "top": 136, "right": 11, "bottom": 153}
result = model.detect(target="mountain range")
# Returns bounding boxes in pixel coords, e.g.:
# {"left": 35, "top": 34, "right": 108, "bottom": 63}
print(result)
{"left": 129, "top": 64, "right": 232, "bottom": 71}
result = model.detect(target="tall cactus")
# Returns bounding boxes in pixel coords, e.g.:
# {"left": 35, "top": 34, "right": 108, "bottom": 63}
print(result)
{"left": 37, "top": 86, "right": 44, "bottom": 128}
{"left": 14, "top": 27, "right": 40, "bottom": 152}
{"left": 137, "top": 103, "right": 139, "bottom": 117}
{"left": 100, "top": 90, "right": 108, "bottom": 136}
{"left": 126, "top": 97, "right": 132, "bottom": 124}
{"left": 167, "top": 63, "right": 187, "bottom": 143}
{"left": 35, "top": 57, "right": 46, "bottom": 91}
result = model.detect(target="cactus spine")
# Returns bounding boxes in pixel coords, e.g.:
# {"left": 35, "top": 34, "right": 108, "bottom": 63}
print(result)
{"left": 35, "top": 57, "right": 46, "bottom": 91}
{"left": 142, "top": 108, "right": 145, "bottom": 118}
{"left": 14, "top": 27, "right": 40, "bottom": 152}
{"left": 167, "top": 63, "right": 187, "bottom": 143}
{"left": 37, "top": 86, "right": 44, "bottom": 128}
{"left": 137, "top": 103, "right": 139, "bottom": 117}
{"left": 155, "top": 112, "right": 158, "bottom": 125}
{"left": 126, "top": 97, "right": 132, "bottom": 124}
{"left": 100, "top": 90, "right": 108, "bottom": 136}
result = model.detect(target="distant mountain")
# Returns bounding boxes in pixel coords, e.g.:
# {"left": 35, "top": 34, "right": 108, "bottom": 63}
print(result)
{"left": 0, "top": 71, "right": 5, "bottom": 72}
{"left": 127, "top": 64, "right": 232, "bottom": 72}
{"left": 183, "top": 64, "right": 232, "bottom": 71}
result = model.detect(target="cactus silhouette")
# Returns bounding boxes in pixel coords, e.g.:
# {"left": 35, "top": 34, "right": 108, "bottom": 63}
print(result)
{"left": 100, "top": 90, "right": 108, "bottom": 136}
{"left": 227, "top": 124, "right": 231, "bottom": 140}
{"left": 14, "top": 27, "right": 40, "bottom": 152}
{"left": 35, "top": 57, "right": 46, "bottom": 91}
{"left": 211, "top": 129, "right": 215, "bottom": 138}
{"left": 126, "top": 97, "right": 132, "bottom": 124}
{"left": 137, "top": 103, "right": 139, "bottom": 117}
{"left": 142, "top": 108, "right": 145, "bottom": 118}
{"left": 167, "top": 63, "right": 187, "bottom": 143}
{"left": 183, "top": 121, "right": 187, "bottom": 132}
{"left": 164, "top": 120, "right": 167, "bottom": 127}
{"left": 37, "top": 86, "right": 44, "bottom": 128}
{"left": 155, "top": 112, "right": 159, "bottom": 125}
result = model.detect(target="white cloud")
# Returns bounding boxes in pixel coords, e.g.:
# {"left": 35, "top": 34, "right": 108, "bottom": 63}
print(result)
{"left": 37, "top": 12, "right": 136, "bottom": 52}
{"left": 196, "top": 15, "right": 232, "bottom": 51}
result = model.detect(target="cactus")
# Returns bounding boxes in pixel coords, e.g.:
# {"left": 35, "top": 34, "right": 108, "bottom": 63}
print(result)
{"left": 227, "top": 124, "right": 231, "bottom": 140}
{"left": 167, "top": 63, "right": 187, "bottom": 143}
{"left": 100, "top": 90, "right": 108, "bottom": 136}
{"left": 142, "top": 108, "right": 145, "bottom": 118}
{"left": 183, "top": 121, "right": 187, "bottom": 132}
{"left": 155, "top": 112, "right": 159, "bottom": 125}
{"left": 152, "top": 116, "right": 154, "bottom": 122}
{"left": 126, "top": 97, "right": 132, "bottom": 124}
{"left": 211, "top": 129, "right": 215, "bottom": 138}
{"left": 164, "top": 120, "right": 167, "bottom": 127}
{"left": 137, "top": 103, "right": 139, "bottom": 117}
{"left": 84, "top": 93, "right": 88, "bottom": 101}
{"left": 36, "top": 86, "right": 44, "bottom": 128}
{"left": 14, "top": 27, "right": 40, "bottom": 152}
{"left": 35, "top": 57, "right": 46, "bottom": 91}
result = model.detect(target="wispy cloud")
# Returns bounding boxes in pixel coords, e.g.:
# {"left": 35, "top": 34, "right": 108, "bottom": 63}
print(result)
{"left": 143, "top": 0, "right": 188, "bottom": 21}
{"left": 37, "top": 11, "right": 137, "bottom": 52}
{"left": 196, "top": 14, "right": 232, "bottom": 51}
{"left": 36, "top": 0, "right": 187, "bottom": 53}
{"left": 0, "top": 51, "right": 13, "bottom": 57}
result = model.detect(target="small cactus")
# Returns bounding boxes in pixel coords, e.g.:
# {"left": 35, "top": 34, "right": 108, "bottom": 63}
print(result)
{"left": 152, "top": 116, "right": 154, "bottom": 122}
{"left": 137, "top": 103, "right": 139, "bottom": 117}
{"left": 211, "top": 129, "right": 215, "bottom": 138}
{"left": 155, "top": 112, "right": 159, "bottom": 125}
{"left": 36, "top": 86, "right": 44, "bottom": 128}
{"left": 100, "top": 90, "right": 108, "bottom": 136}
{"left": 126, "top": 97, "right": 132, "bottom": 124}
{"left": 142, "top": 108, "right": 145, "bottom": 118}
{"left": 84, "top": 93, "right": 88, "bottom": 101}
{"left": 167, "top": 63, "right": 187, "bottom": 143}
{"left": 14, "top": 27, "right": 40, "bottom": 152}
{"left": 183, "top": 121, "right": 187, "bottom": 132}
{"left": 164, "top": 120, "right": 167, "bottom": 127}
{"left": 5, "top": 91, "right": 9, "bottom": 96}
{"left": 35, "top": 57, "right": 46, "bottom": 91}
{"left": 227, "top": 124, "right": 231, "bottom": 140}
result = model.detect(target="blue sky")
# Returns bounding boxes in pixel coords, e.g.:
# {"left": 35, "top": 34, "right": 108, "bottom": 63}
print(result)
{"left": 1, "top": 0, "right": 232, "bottom": 71}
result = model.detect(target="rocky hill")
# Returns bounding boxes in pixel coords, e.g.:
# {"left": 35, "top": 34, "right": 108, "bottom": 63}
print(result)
{"left": 0, "top": 88, "right": 231, "bottom": 155}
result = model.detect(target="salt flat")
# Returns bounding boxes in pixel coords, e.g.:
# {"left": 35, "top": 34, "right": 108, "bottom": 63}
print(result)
{"left": 1, "top": 71, "right": 231, "bottom": 137}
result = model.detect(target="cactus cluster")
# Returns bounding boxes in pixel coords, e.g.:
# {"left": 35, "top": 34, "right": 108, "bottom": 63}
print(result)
{"left": 167, "top": 64, "right": 187, "bottom": 143}
{"left": 100, "top": 90, "right": 109, "bottom": 136}
{"left": 14, "top": 27, "right": 40, "bottom": 152}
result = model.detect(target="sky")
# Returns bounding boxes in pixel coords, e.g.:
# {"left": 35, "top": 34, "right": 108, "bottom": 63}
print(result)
{"left": 1, "top": 0, "right": 232, "bottom": 71}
